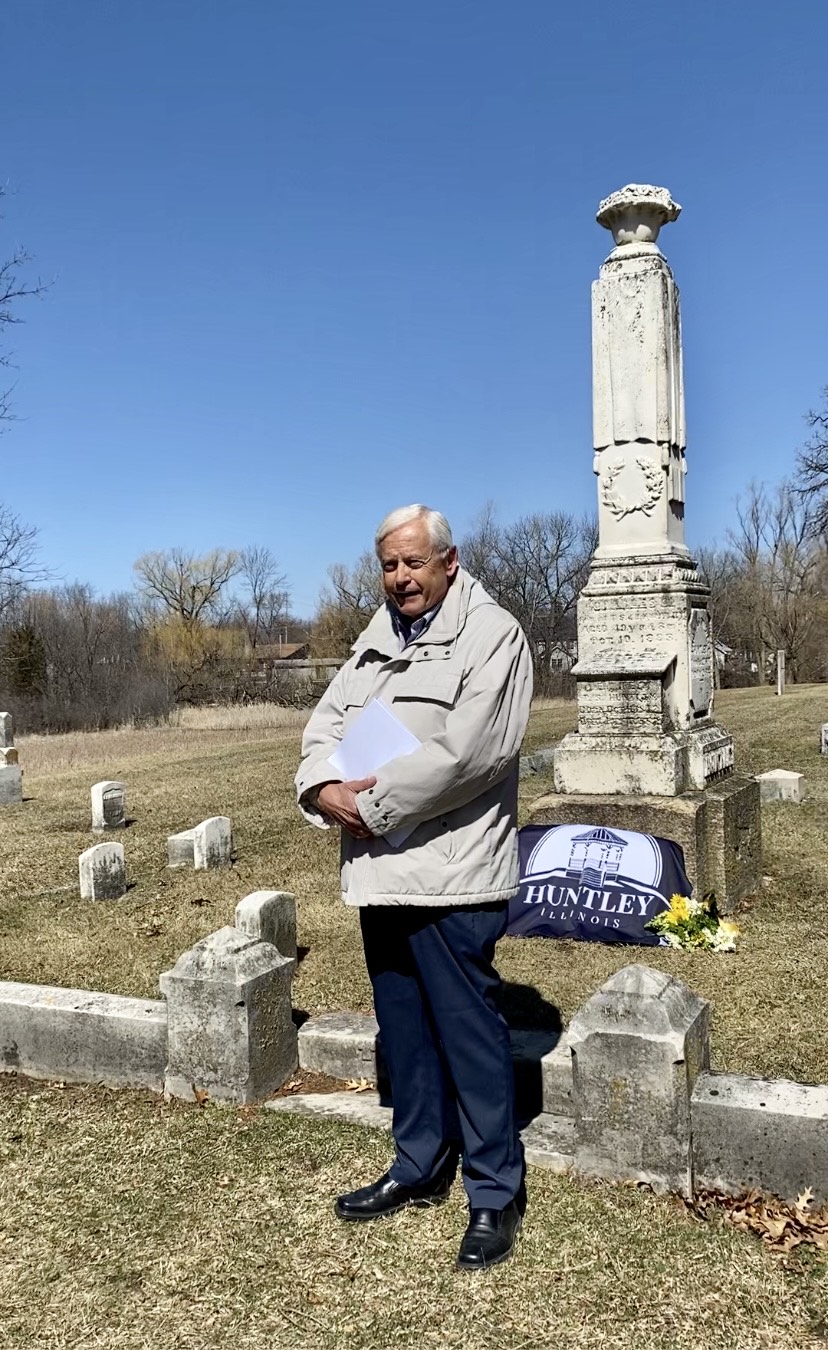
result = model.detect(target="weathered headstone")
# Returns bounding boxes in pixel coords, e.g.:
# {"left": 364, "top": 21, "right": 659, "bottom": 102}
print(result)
{"left": 235, "top": 890, "right": 297, "bottom": 961}
{"left": 0, "top": 747, "right": 19, "bottom": 765}
{"left": 193, "top": 816, "right": 232, "bottom": 869}
{"left": 820, "top": 724, "right": 828, "bottom": 756}
{"left": 568, "top": 964, "right": 710, "bottom": 1197}
{"left": 159, "top": 926, "right": 297, "bottom": 1103}
{"left": 91, "top": 780, "right": 127, "bottom": 831}
{"left": 756, "top": 769, "right": 805, "bottom": 804}
{"left": 167, "top": 828, "right": 196, "bottom": 868}
{"left": 79, "top": 842, "right": 127, "bottom": 900}
{"left": 0, "top": 712, "right": 13, "bottom": 748}
{"left": 0, "top": 765, "right": 22, "bottom": 806}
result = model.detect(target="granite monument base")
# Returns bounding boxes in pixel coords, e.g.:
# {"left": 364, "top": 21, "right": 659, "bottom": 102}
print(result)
{"left": 529, "top": 775, "right": 761, "bottom": 913}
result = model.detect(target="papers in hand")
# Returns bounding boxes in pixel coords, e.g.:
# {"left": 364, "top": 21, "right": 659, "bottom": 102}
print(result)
{"left": 329, "top": 698, "right": 421, "bottom": 847}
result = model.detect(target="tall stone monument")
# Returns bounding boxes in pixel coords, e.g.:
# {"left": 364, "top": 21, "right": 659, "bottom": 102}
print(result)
{"left": 536, "top": 186, "right": 761, "bottom": 907}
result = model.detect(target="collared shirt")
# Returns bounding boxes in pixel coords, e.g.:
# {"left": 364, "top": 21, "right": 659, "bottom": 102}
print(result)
{"left": 390, "top": 600, "right": 443, "bottom": 651}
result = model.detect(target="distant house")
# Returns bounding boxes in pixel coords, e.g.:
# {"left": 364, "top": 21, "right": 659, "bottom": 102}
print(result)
{"left": 251, "top": 641, "right": 310, "bottom": 662}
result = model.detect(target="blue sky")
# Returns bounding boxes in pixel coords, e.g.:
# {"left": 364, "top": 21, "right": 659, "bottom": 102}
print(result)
{"left": 3, "top": 0, "right": 827, "bottom": 616}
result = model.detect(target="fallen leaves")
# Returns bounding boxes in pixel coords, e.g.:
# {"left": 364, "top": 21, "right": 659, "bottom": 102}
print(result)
{"left": 691, "top": 1185, "right": 828, "bottom": 1253}
{"left": 344, "top": 1078, "right": 373, "bottom": 1093}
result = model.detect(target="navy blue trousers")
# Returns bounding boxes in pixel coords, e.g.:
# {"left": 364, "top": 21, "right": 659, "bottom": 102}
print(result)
{"left": 360, "top": 902, "right": 524, "bottom": 1210}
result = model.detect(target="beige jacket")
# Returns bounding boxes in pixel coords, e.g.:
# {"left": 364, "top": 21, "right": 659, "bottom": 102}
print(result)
{"left": 295, "top": 568, "right": 533, "bottom": 906}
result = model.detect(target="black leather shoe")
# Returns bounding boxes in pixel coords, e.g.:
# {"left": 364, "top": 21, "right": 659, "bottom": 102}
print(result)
{"left": 456, "top": 1200, "right": 522, "bottom": 1270}
{"left": 335, "top": 1169, "right": 451, "bottom": 1222}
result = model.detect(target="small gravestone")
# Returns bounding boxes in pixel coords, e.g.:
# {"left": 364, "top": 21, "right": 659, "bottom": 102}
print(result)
{"left": 568, "top": 965, "right": 710, "bottom": 1197}
{"left": 0, "top": 747, "right": 18, "bottom": 765}
{"left": 167, "top": 828, "right": 196, "bottom": 868}
{"left": 194, "top": 816, "right": 232, "bottom": 869}
{"left": 235, "top": 890, "right": 296, "bottom": 961}
{"left": 79, "top": 842, "right": 127, "bottom": 900}
{"left": 159, "top": 926, "right": 297, "bottom": 1103}
{"left": 821, "top": 725, "right": 828, "bottom": 757}
{"left": 0, "top": 765, "right": 22, "bottom": 806}
{"left": 756, "top": 769, "right": 805, "bottom": 804}
{"left": 91, "top": 780, "right": 126, "bottom": 832}
{"left": 0, "top": 712, "right": 13, "bottom": 748}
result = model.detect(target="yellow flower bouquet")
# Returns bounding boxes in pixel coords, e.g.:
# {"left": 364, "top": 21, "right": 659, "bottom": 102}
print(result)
{"left": 646, "top": 893, "right": 740, "bottom": 951}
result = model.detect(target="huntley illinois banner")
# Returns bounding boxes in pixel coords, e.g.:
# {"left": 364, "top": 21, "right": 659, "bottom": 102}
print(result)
{"left": 507, "top": 823, "right": 692, "bottom": 947}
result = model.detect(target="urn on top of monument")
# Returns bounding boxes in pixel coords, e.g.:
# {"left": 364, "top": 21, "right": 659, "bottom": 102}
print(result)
{"left": 596, "top": 184, "right": 681, "bottom": 248}
{"left": 592, "top": 183, "right": 687, "bottom": 561}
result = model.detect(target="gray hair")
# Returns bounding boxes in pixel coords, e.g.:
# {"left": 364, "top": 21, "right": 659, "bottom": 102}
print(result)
{"left": 374, "top": 504, "right": 454, "bottom": 556}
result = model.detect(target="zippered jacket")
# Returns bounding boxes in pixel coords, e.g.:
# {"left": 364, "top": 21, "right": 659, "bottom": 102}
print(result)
{"left": 295, "top": 568, "right": 533, "bottom": 906}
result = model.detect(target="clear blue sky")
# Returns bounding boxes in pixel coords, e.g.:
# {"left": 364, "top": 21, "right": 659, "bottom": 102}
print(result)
{"left": 4, "top": 0, "right": 827, "bottom": 617}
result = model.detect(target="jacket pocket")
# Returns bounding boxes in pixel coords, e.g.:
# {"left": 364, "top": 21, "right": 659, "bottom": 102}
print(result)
{"left": 390, "top": 669, "right": 462, "bottom": 708}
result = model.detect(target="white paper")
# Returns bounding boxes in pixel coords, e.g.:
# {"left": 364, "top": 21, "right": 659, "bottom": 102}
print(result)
{"left": 329, "top": 698, "right": 421, "bottom": 847}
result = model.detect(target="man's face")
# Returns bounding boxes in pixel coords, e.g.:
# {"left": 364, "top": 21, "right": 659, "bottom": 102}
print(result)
{"left": 379, "top": 519, "right": 458, "bottom": 619}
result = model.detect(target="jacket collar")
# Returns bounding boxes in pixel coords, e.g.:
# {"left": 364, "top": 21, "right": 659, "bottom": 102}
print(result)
{"left": 352, "top": 567, "right": 489, "bottom": 661}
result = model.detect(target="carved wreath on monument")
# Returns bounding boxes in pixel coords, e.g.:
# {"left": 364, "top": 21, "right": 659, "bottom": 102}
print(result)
{"left": 600, "top": 455, "right": 662, "bottom": 519}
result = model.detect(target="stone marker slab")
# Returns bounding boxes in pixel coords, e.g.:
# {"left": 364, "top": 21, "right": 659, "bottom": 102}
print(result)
{"left": 692, "top": 1071, "right": 828, "bottom": 1206}
{"left": 79, "top": 842, "right": 127, "bottom": 899}
{"left": 167, "top": 828, "right": 196, "bottom": 868}
{"left": 0, "top": 712, "right": 13, "bottom": 748}
{"left": 299, "top": 1012, "right": 380, "bottom": 1083}
{"left": 0, "top": 765, "right": 22, "bottom": 806}
{"left": 568, "top": 964, "right": 710, "bottom": 1196}
{"left": 193, "top": 816, "right": 232, "bottom": 869}
{"left": 91, "top": 780, "right": 126, "bottom": 831}
{"left": 266, "top": 1091, "right": 577, "bottom": 1175}
{"left": 235, "top": 890, "right": 296, "bottom": 960}
{"left": 820, "top": 725, "right": 828, "bottom": 757}
{"left": 0, "top": 982, "right": 166, "bottom": 1090}
{"left": 756, "top": 769, "right": 805, "bottom": 804}
{"left": 0, "top": 747, "right": 18, "bottom": 765}
{"left": 160, "top": 926, "right": 296, "bottom": 1104}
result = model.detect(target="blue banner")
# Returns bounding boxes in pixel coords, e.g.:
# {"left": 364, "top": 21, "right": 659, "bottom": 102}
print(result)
{"left": 507, "top": 823, "right": 692, "bottom": 946}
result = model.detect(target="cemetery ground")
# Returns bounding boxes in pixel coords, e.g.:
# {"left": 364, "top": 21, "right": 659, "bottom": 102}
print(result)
{"left": 0, "top": 687, "right": 826, "bottom": 1347}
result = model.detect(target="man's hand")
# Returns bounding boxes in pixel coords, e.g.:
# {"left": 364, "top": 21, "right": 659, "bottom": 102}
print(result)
{"left": 316, "top": 777, "right": 377, "bottom": 840}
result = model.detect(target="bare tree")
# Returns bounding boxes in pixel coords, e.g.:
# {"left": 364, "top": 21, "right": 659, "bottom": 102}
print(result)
{"left": 727, "top": 481, "right": 827, "bottom": 682}
{"left": 1, "top": 187, "right": 49, "bottom": 426}
{"left": 0, "top": 502, "right": 50, "bottom": 614}
{"left": 238, "top": 545, "right": 289, "bottom": 648}
{"left": 134, "top": 548, "right": 241, "bottom": 625}
{"left": 796, "top": 386, "right": 828, "bottom": 537}
{"left": 312, "top": 551, "right": 385, "bottom": 656}
{"left": 460, "top": 508, "right": 596, "bottom": 693}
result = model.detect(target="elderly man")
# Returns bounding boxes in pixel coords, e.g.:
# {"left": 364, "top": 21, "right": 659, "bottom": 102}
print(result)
{"left": 295, "top": 504, "right": 532, "bottom": 1270}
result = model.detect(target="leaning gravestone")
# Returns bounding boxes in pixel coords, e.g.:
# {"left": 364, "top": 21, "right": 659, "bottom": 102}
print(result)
{"left": 79, "top": 842, "right": 127, "bottom": 900}
{"left": 91, "top": 780, "right": 127, "bottom": 831}
{"left": 821, "top": 725, "right": 828, "bottom": 757}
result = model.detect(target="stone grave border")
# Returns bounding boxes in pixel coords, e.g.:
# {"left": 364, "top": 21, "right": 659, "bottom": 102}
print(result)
{"left": 0, "top": 889, "right": 825, "bottom": 1207}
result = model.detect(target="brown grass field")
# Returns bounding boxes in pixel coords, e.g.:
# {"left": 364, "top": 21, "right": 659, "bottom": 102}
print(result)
{"left": 1, "top": 686, "right": 827, "bottom": 1347}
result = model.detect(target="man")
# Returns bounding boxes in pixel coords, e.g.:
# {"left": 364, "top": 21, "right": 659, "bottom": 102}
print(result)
{"left": 295, "top": 504, "right": 532, "bottom": 1270}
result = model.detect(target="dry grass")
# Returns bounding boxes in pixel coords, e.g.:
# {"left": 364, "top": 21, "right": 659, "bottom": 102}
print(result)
{"left": 171, "top": 703, "right": 312, "bottom": 732}
{"left": 1, "top": 688, "right": 828, "bottom": 1347}
{"left": 0, "top": 1075, "right": 825, "bottom": 1350}
{"left": 0, "top": 686, "right": 826, "bottom": 1085}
